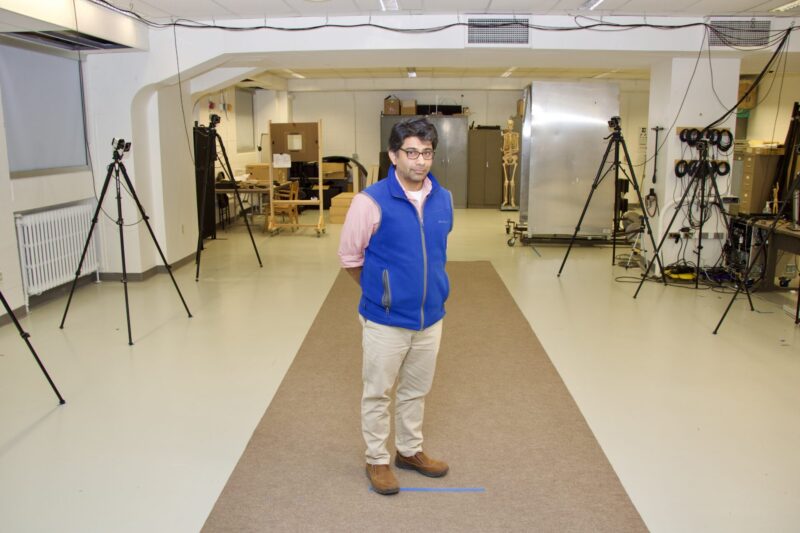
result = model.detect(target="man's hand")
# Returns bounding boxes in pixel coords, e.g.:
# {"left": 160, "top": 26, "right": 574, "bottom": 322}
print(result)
{"left": 345, "top": 267, "right": 362, "bottom": 284}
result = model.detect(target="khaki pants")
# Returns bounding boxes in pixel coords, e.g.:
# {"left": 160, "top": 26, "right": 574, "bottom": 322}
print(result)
{"left": 360, "top": 316, "right": 443, "bottom": 465}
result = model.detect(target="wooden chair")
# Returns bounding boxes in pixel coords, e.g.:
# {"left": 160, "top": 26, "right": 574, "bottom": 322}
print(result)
{"left": 266, "top": 181, "right": 299, "bottom": 231}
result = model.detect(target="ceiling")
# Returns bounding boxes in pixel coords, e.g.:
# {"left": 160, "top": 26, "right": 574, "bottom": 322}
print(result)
{"left": 103, "top": 0, "right": 800, "bottom": 82}
{"left": 107, "top": 0, "right": 799, "bottom": 20}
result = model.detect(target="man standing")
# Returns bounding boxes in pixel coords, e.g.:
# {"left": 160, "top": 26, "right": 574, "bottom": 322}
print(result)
{"left": 338, "top": 118, "right": 453, "bottom": 495}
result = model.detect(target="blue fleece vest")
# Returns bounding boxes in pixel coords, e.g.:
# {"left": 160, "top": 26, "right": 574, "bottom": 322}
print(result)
{"left": 359, "top": 167, "right": 453, "bottom": 330}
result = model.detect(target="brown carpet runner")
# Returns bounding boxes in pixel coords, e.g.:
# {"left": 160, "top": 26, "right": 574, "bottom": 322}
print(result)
{"left": 202, "top": 261, "right": 647, "bottom": 532}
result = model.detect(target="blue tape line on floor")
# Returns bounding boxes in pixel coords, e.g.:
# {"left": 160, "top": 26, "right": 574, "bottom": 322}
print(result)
{"left": 369, "top": 487, "right": 486, "bottom": 493}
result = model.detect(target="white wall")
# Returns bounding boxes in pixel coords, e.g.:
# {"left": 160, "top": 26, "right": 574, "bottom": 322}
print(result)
{"left": 747, "top": 74, "right": 800, "bottom": 144}
{"left": 645, "top": 57, "right": 740, "bottom": 267}
{"left": 157, "top": 82, "right": 197, "bottom": 263}
{"left": 0, "top": 83, "right": 23, "bottom": 315}
{"left": 254, "top": 90, "right": 289, "bottom": 164}
{"left": 195, "top": 89, "right": 259, "bottom": 176}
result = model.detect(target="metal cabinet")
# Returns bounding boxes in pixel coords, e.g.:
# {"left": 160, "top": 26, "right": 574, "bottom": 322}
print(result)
{"left": 467, "top": 128, "right": 503, "bottom": 208}
{"left": 738, "top": 148, "right": 782, "bottom": 214}
{"left": 380, "top": 115, "right": 468, "bottom": 207}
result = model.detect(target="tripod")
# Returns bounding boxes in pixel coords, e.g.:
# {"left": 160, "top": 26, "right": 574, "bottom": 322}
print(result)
{"left": 714, "top": 167, "right": 800, "bottom": 332}
{"left": 60, "top": 140, "right": 192, "bottom": 346}
{"left": 558, "top": 119, "right": 667, "bottom": 281}
{"left": 634, "top": 141, "right": 753, "bottom": 306}
{"left": 194, "top": 116, "right": 262, "bottom": 281}
{"left": 1, "top": 290, "right": 65, "bottom": 404}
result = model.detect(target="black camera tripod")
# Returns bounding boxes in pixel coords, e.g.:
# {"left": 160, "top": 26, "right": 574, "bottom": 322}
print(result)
{"left": 194, "top": 116, "right": 262, "bottom": 281}
{"left": 714, "top": 167, "right": 800, "bottom": 332}
{"left": 633, "top": 140, "right": 752, "bottom": 305}
{"left": 558, "top": 119, "right": 667, "bottom": 281}
{"left": 1, "top": 290, "right": 65, "bottom": 404}
{"left": 59, "top": 140, "right": 192, "bottom": 345}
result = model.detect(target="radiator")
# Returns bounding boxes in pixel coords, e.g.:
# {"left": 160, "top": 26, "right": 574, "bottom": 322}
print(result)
{"left": 15, "top": 202, "right": 99, "bottom": 306}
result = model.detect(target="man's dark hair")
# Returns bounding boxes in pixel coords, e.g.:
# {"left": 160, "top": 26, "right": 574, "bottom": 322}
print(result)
{"left": 388, "top": 118, "right": 438, "bottom": 151}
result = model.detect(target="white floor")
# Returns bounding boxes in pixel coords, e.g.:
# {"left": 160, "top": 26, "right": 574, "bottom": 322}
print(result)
{"left": 1, "top": 209, "right": 798, "bottom": 533}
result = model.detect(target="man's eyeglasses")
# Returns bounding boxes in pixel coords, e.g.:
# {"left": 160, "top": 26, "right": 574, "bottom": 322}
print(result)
{"left": 397, "top": 148, "right": 435, "bottom": 160}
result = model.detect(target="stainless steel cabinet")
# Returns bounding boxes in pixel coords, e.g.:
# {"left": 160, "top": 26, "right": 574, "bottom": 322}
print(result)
{"left": 380, "top": 115, "right": 468, "bottom": 207}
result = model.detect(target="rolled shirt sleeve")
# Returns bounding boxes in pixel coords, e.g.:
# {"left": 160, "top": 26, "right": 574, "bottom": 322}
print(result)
{"left": 338, "top": 193, "right": 381, "bottom": 268}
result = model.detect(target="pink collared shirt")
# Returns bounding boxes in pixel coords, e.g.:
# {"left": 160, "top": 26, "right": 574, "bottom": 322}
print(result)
{"left": 338, "top": 175, "right": 432, "bottom": 268}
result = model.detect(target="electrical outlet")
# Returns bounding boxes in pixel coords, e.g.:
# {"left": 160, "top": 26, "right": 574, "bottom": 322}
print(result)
{"left": 700, "top": 232, "right": 725, "bottom": 239}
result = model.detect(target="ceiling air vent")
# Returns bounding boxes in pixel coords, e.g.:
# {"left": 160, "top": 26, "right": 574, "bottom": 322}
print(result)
{"left": 4, "top": 31, "right": 129, "bottom": 51}
{"left": 709, "top": 20, "right": 771, "bottom": 48}
{"left": 467, "top": 17, "right": 529, "bottom": 46}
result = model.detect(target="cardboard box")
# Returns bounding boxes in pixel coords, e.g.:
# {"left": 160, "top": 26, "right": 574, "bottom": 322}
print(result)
{"left": 322, "top": 162, "right": 347, "bottom": 180}
{"left": 331, "top": 192, "right": 355, "bottom": 207}
{"left": 245, "top": 163, "right": 287, "bottom": 183}
{"left": 401, "top": 100, "right": 417, "bottom": 115}
{"left": 738, "top": 79, "right": 757, "bottom": 110}
{"left": 384, "top": 96, "right": 400, "bottom": 115}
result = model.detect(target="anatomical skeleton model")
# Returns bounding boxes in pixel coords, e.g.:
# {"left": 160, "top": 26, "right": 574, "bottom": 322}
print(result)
{"left": 501, "top": 120, "right": 519, "bottom": 209}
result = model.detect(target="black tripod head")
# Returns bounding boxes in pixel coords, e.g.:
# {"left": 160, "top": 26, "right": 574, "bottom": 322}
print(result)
{"left": 608, "top": 116, "right": 622, "bottom": 132}
{"left": 112, "top": 138, "right": 131, "bottom": 162}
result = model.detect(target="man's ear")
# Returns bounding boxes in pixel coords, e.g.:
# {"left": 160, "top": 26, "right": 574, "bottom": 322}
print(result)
{"left": 388, "top": 150, "right": 398, "bottom": 166}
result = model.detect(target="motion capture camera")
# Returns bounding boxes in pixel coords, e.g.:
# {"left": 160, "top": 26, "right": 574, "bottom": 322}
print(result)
{"left": 112, "top": 138, "right": 131, "bottom": 152}
{"left": 607, "top": 116, "right": 621, "bottom": 130}
{"left": 111, "top": 138, "right": 131, "bottom": 161}
{"left": 209, "top": 113, "right": 221, "bottom": 126}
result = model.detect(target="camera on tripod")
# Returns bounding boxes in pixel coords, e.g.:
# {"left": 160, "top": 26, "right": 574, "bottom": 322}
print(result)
{"left": 113, "top": 138, "right": 131, "bottom": 152}
{"left": 209, "top": 114, "right": 221, "bottom": 127}
{"left": 112, "top": 138, "right": 131, "bottom": 160}
{"left": 607, "top": 116, "right": 621, "bottom": 130}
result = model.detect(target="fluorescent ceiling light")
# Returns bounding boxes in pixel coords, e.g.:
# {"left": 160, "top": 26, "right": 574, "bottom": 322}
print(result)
{"left": 501, "top": 67, "right": 517, "bottom": 78}
{"left": 580, "top": 0, "right": 605, "bottom": 10}
{"left": 772, "top": 0, "right": 800, "bottom": 11}
{"left": 407, "top": 67, "right": 416, "bottom": 78}
{"left": 380, "top": 0, "right": 400, "bottom": 11}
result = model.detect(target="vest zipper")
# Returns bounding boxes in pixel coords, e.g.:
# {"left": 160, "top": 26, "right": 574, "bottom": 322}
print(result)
{"left": 417, "top": 195, "right": 428, "bottom": 331}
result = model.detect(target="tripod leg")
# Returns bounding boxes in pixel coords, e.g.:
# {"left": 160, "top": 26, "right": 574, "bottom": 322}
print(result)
{"left": 195, "top": 128, "right": 215, "bottom": 281}
{"left": 111, "top": 166, "right": 134, "bottom": 346}
{"left": 118, "top": 164, "right": 193, "bottom": 318}
{"left": 558, "top": 137, "right": 615, "bottom": 277}
{"left": 216, "top": 133, "right": 263, "bottom": 268}
{"left": 612, "top": 140, "right": 623, "bottom": 265}
{"left": 694, "top": 173, "right": 709, "bottom": 289}
{"left": 714, "top": 171, "right": 800, "bottom": 333}
{"left": 60, "top": 163, "right": 115, "bottom": 329}
{"left": 795, "top": 280, "right": 800, "bottom": 324}
{"left": 707, "top": 173, "right": 755, "bottom": 310}
{"left": 619, "top": 136, "right": 668, "bottom": 284}
{"left": 2, "top": 293, "right": 66, "bottom": 405}
{"left": 634, "top": 174, "right": 702, "bottom": 298}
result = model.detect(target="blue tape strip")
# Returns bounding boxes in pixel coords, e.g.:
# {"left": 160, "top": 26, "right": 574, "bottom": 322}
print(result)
{"left": 369, "top": 487, "right": 486, "bottom": 493}
{"left": 401, "top": 487, "right": 485, "bottom": 493}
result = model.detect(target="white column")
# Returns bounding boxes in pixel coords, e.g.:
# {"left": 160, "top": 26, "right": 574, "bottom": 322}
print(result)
{"left": 644, "top": 56, "right": 740, "bottom": 269}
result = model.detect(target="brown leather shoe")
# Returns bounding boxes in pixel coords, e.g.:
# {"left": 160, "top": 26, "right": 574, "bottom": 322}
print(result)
{"left": 395, "top": 451, "right": 449, "bottom": 478}
{"left": 365, "top": 464, "right": 400, "bottom": 495}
